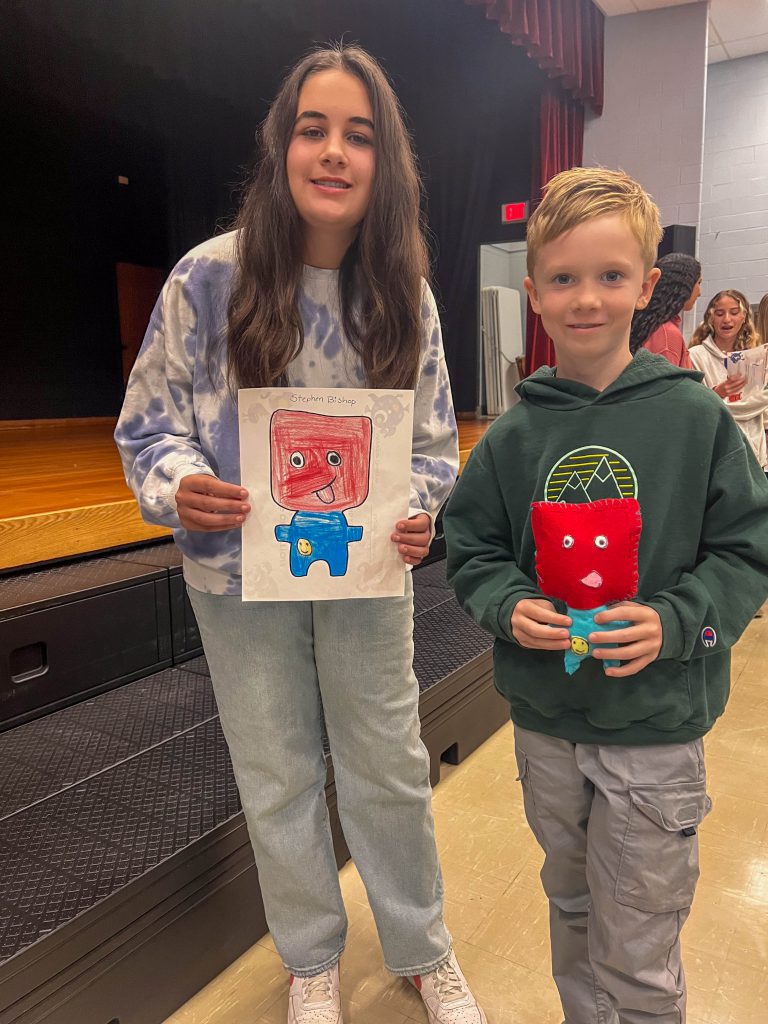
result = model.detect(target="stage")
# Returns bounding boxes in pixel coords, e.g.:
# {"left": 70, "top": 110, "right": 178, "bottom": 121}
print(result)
{"left": 0, "top": 417, "right": 491, "bottom": 571}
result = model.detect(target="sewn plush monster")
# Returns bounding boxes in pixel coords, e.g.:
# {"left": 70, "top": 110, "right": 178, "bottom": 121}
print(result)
{"left": 271, "top": 410, "right": 373, "bottom": 577}
{"left": 530, "top": 497, "right": 642, "bottom": 675}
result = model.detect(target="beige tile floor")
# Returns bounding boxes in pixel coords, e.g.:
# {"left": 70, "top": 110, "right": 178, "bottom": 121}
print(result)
{"left": 164, "top": 611, "right": 768, "bottom": 1024}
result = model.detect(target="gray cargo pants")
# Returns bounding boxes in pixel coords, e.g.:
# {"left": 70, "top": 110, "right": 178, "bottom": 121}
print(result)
{"left": 513, "top": 725, "right": 712, "bottom": 1024}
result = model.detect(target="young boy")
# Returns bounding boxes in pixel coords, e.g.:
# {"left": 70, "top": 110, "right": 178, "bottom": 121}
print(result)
{"left": 444, "top": 167, "right": 768, "bottom": 1024}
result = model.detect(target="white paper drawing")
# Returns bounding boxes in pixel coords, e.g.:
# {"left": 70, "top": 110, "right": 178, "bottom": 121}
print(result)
{"left": 239, "top": 387, "right": 414, "bottom": 601}
{"left": 724, "top": 347, "right": 768, "bottom": 396}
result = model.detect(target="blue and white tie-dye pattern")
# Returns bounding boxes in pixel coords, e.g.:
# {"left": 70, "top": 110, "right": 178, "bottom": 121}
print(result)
{"left": 115, "top": 231, "right": 459, "bottom": 595}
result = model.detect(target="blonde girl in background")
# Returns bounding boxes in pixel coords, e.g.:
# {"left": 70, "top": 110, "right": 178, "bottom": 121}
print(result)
{"left": 689, "top": 289, "right": 768, "bottom": 468}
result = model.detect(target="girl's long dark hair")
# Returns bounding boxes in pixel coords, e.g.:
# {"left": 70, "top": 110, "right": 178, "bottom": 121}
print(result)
{"left": 629, "top": 252, "right": 701, "bottom": 354}
{"left": 226, "top": 43, "right": 428, "bottom": 392}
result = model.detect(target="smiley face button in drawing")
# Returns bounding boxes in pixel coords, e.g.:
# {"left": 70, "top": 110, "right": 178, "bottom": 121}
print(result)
{"left": 570, "top": 636, "right": 589, "bottom": 657}
{"left": 297, "top": 538, "right": 312, "bottom": 557}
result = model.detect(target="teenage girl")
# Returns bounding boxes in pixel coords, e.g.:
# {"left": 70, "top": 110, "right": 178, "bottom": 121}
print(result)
{"left": 689, "top": 289, "right": 768, "bottom": 468}
{"left": 629, "top": 251, "right": 701, "bottom": 367}
{"left": 115, "top": 43, "right": 485, "bottom": 1024}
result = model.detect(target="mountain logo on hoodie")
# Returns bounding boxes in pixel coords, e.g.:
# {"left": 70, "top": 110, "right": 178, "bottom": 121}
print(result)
{"left": 545, "top": 446, "right": 638, "bottom": 504}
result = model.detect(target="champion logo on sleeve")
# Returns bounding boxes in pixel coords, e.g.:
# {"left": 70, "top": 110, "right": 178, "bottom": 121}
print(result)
{"left": 701, "top": 626, "right": 717, "bottom": 647}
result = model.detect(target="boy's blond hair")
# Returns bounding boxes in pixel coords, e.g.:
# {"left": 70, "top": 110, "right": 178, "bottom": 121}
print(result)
{"left": 526, "top": 167, "right": 663, "bottom": 276}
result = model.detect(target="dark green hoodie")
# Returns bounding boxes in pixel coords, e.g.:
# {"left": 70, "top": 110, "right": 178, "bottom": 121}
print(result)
{"left": 444, "top": 350, "right": 768, "bottom": 745}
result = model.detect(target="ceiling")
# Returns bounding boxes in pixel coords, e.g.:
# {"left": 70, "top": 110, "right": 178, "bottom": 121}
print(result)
{"left": 593, "top": 0, "right": 768, "bottom": 63}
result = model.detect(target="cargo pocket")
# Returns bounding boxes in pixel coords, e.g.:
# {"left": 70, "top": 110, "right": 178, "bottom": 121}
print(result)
{"left": 515, "top": 753, "right": 547, "bottom": 851}
{"left": 616, "top": 781, "right": 711, "bottom": 913}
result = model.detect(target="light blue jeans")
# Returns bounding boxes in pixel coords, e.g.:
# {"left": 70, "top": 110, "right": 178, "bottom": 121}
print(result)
{"left": 187, "top": 576, "right": 451, "bottom": 977}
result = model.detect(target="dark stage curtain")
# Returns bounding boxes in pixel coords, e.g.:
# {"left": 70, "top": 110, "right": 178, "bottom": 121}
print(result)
{"left": 465, "top": 0, "right": 603, "bottom": 374}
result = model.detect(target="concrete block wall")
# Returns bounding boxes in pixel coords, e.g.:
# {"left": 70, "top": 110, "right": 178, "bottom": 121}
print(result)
{"left": 699, "top": 52, "right": 768, "bottom": 310}
{"left": 583, "top": 3, "right": 709, "bottom": 230}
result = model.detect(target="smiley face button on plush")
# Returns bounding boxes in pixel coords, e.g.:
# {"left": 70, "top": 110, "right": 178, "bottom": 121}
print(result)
{"left": 530, "top": 498, "right": 642, "bottom": 675}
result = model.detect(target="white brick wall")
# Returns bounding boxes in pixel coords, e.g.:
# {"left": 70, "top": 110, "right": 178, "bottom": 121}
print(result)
{"left": 700, "top": 53, "right": 768, "bottom": 309}
{"left": 583, "top": 3, "right": 708, "bottom": 229}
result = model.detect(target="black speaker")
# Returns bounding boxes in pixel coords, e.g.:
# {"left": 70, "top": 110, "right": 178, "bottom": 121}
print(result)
{"left": 659, "top": 224, "right": 697, "bottom": 258}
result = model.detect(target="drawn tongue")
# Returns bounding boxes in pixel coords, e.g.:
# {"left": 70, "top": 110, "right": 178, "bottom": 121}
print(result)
{"left": 581, "top": 571, "right": 603, "bottom": 589}
{"left": 315, "top": 483, "right": 336, "bottom": 504}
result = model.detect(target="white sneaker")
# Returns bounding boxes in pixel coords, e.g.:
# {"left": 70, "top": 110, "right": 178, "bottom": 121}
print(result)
{"left": 409, "top": 951, "right": 487, "bottom": 1024}
{"left": 287, "top": 963, "right": 343, "bottom": 1023}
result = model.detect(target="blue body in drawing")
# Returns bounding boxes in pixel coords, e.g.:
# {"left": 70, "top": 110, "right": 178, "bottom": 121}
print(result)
{"left": 275, "top": 510, "right": 363, "bottom": 577}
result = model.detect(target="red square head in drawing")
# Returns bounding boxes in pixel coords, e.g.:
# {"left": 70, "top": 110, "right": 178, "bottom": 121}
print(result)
{"left": 270, "top": 410, "right": 373, "bottom": 512}
{"left": 530, "top": 498, "right": 641, "bottom": 610}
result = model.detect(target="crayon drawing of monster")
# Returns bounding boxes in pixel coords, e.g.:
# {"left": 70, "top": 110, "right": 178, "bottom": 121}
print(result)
{"left": 270, "top": 410, "right": 373, "bottom": 578}
{"left": 530, "top": 497, "right": 642, "bottom": 675}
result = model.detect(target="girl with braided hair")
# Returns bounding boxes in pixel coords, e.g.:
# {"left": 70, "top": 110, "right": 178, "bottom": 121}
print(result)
{"left": 629, "top": 251, "right": 701, "bottom": 366}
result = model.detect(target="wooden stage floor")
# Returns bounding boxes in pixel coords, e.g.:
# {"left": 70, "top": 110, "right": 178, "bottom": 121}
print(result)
{"left": 0, "top": 417, "right": 492, "bottom": 572}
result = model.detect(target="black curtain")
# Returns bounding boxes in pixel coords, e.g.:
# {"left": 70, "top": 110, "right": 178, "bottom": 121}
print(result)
{"left": 278, "top": 0, "right": 541, "bottom": 409}
{"left": 411, "top": 5, "right": 538, "bottom": 410}
{"left": 2, "top": 2, "right": 262, "bottom": 418}
{"left": 2, "top": 0, "right": 541, "bottom": 417}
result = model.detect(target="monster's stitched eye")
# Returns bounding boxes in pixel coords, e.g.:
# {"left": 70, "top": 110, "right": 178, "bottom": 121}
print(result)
{"left": 326, "top": 451, "right": 342, "bottom": 467}
{"left": 562, "top": 535, "right": 575, "bottom": 549}
{"left": 595, "top": 535, "right": 608, "bottom": 549}
{"left": 289, "top": 451, "right": 305, "bottom": 468}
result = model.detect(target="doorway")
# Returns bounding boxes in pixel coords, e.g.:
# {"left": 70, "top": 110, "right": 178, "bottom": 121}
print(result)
{"left": 477, "top": 241, "right": 528, "bottom": 415}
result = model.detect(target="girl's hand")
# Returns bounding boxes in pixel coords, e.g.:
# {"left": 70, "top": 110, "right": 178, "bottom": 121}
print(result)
{"left": 392, "top": 513, "right": 432, "bottom": 565}
{"left": 176, "top": 474, "right": 250, "bottom": 531}
{"left": 511, "top": 599, "right": 572, "bottom": 650}
{"left": 589, "top": 603, "right": 662, "bottom": 677}
{"left": 713, "top": 375, "right": 746, "bottom": 399}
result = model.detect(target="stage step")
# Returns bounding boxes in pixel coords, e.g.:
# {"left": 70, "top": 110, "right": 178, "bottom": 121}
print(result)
{"left": 1, "top": 543, "right": 202, "bottom": 731}
{"left": 0, "top": 557, "right": 506, "bottom": 1024}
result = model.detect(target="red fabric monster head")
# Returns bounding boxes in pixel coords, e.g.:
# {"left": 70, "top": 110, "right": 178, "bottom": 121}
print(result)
{"left": 530, "top": 498, "right": 641, "bottom": 610}
{"left": 270, "top": 410, "right": 372, "bottom": 512}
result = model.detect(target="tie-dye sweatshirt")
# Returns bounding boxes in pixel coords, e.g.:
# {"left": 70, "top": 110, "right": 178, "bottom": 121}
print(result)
{"left": 115, "top": 231, "right": 459, "bottom": 595}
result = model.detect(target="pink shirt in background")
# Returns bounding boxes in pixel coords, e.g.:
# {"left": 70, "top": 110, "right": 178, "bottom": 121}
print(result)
{"left": 642, "top": 315, "right": 693, "bottom": 369}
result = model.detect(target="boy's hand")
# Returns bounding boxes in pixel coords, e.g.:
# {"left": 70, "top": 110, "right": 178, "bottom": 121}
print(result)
{"left": 512, "top": 599, "right": 572, "bottom": 650}
{"left": 589, "top": 604, "right": 662, "bottom": 677}
{"left": 392, "top": 513, "right": 432, "bottom": 566}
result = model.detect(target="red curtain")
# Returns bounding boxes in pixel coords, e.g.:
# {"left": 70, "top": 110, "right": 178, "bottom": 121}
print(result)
{"left": 525, "top": 85, "right": 585, "bottom": 373}
{"left": 464, "top": 0, "right": 604, "bottom": 113}
{"left": 464, "top": 0, "right": 601, "bottom": 373}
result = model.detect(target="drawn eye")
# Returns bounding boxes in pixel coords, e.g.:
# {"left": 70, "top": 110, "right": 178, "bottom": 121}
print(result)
{"left": 289, "top": 451, "right": 305, "bottom": 469}
{"left": 562, "top": 535, "right": 574, "bottom": 549}
{"left": 595, "top": 535, "right": 608, "bottom": 549}
{"left": 326, "top": 451, "right": 342, "bottom": 467}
